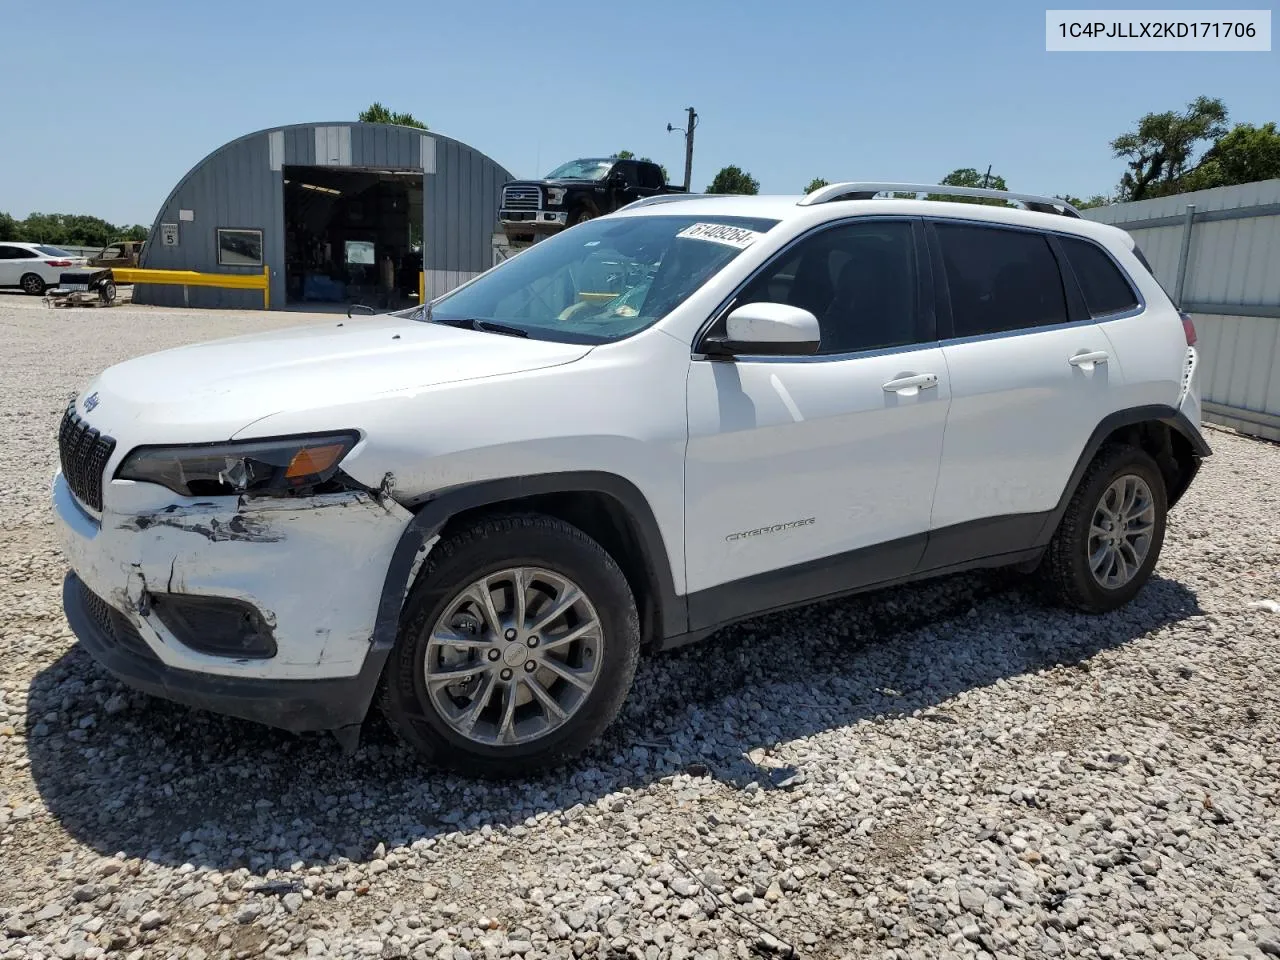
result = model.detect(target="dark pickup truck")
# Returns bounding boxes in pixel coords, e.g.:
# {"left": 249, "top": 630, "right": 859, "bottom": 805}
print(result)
{"left": 499, "top": 157, "right": 684, "bottom": 242}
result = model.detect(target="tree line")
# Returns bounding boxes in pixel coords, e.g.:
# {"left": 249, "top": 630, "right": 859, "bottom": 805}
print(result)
{"left": 0, "top": 212, "right": 148, "bottom": 248}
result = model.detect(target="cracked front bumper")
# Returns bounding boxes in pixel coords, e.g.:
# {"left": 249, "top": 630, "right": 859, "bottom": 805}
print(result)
{"left": 52, "top": 472, "right": 414, "bottom": 693}
{"left": 63, "top": 572, "right": 387, "bottom": 733}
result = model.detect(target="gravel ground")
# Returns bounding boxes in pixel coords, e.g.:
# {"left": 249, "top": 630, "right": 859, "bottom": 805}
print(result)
{"left": 1, "top": 295, "right": 1278, "bottom": 960}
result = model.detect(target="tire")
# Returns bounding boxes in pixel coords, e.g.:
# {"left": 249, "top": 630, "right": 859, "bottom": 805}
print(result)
{"left": 568, "top": 207, "right": 595, "bottom": 227}
{"left": 99, "top": 281, "right": 117, "bottom": 304}
{"left": 379, "top": 513, "right": 640, "bottom": 777}
{"left": 20, "top": 273, "right": 46, "bottom": 296}
{"left": 1043, "top": 443, "right": 1167, "bottom": 613}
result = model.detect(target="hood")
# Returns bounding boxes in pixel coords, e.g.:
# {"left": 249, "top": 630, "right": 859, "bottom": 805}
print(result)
{"left": 77, "top": 315, "right": 591, "bottom": 444}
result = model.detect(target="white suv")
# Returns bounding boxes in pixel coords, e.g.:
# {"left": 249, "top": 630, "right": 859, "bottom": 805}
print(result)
{"left": 53, "top": 183, "right": 1209, "bottom": 776}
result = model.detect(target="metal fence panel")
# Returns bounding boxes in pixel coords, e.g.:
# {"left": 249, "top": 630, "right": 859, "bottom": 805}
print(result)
{"left": 1085, "top": 179, "right": 1280, "bottom": 441}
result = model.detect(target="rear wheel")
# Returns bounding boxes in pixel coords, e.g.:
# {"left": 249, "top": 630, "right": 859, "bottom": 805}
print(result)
{"left": 1044, "top": 444, "right": 1167, "bottom": 612}
{"left": 379, "top": 514, "right": 640, "bottom": 776}
{"left": 20, "top": 273, "right": 46, "bottom": 296}
{"left": 99, "top": 281, "right": 117, "bottom": 304}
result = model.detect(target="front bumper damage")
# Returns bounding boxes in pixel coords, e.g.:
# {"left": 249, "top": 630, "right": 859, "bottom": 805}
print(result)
{"left": 53, "top": 472, "right": 415, "bottom": 733}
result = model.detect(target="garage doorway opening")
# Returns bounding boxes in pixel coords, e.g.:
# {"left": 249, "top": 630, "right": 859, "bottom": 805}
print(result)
{"left": 282, "top": 165, "right": 423, "bottom": 309}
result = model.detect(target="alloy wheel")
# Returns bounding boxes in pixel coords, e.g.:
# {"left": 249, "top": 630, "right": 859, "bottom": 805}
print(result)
{"left": 1088, "top": 473, "right": 1156, "bottom": 589}
{"left": 423, "top": 566, "right": 603, "bottom": 746}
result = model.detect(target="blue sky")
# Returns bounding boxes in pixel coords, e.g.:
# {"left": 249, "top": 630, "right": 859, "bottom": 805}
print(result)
{"left": 2, "top": 0, "right": 1275, "bottom": 224}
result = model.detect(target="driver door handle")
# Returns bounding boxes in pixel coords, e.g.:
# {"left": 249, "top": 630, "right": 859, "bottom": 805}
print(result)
{"left": 882, "top": 373, "right": 939, "bottom": 396}
{"left": 1068, "top": 350, "right": 1110, "bottom": 370}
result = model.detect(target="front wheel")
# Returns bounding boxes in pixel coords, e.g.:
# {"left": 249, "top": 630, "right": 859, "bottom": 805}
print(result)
{"left": 1043, "top": 444, "right": 1167, "bottom": 612}
{"left": 568, "top": 208, "right": 595, "bottom": 227}
{"left": 379, "top": 514, "right": 640, "bottom": 776}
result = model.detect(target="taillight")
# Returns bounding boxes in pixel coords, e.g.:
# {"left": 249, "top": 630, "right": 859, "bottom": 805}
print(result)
{"left": 44, "top": 259, "right": 73, "bottom": 267}
{"left": 1179, "top": 311, "right": 1197, "bottom": 346}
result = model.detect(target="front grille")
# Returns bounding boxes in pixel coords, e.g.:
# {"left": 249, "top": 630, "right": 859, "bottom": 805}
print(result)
{"left": 77, "top": 578, "right": 158, "bottom": 662}
{"left": 58, "top": 401, "right": 116, "bottom": 511}
{"left": 502, "top": 184, "right": 542, "bottom": 211}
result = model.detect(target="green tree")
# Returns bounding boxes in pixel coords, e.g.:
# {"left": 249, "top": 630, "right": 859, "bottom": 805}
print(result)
{"left": 927, "top": 168, "right": 1009, "bottom": 205}
{"left": 1056, "top": 193, "right": 1112, "bottom": 210}
{"left": 1111, "top": 96, "right": 1228, "bottom": 201}
{"left": 803, "top": 177, "right": 830, "bottom": 194}
{"left": 705, "top": 165, "right": 759, "bottom": 195}
{"left": 358, "top": 102, "right": 428, "bottom": 129}
{"left": 613, "top": 150, "right": 636, "bottom": 159}
{"left": 2, "top": 212, "right": 144, "bottom": 247}
{"left": 1180, "top": 122, "right": 1280, "bottom": 192}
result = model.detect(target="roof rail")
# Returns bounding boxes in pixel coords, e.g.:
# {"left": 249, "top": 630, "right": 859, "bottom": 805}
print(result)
{"left": 798, "top": 182, "right": 1082, "bottom": 218}
{"left": 622, "top": 192, "right": 707, "bottom": 210}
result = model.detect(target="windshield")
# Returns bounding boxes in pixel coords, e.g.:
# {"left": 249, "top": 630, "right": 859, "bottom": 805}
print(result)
{"left": 545, "top": 159, "right": 613, "bottom": 181}
{"left": 423, "top": 215, "right": 778, "bottom": 344}
{"left": 35, "top": 245, "right": 73, "bottom": 257}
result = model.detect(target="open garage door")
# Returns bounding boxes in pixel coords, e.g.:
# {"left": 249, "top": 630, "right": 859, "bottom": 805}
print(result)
{"left": 282, "top": 165, "right": 423, "bottom": 309}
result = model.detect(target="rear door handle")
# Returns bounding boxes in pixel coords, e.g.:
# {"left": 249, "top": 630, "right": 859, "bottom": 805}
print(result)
{"left": 882, "top": 373, "right": 939, "bottom": 397}
{"left": 1068, "top": 350, "right": 1110, "bottom": 369}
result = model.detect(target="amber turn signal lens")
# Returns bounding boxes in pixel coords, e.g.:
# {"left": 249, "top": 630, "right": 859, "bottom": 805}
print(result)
{"left": 285, "top": 443, "right": 348, "bottom": 479}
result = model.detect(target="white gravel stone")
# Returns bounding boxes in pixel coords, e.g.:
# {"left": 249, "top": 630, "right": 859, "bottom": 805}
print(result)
{"left": 1, "top": 297, "right": 1278, "bottom": 959}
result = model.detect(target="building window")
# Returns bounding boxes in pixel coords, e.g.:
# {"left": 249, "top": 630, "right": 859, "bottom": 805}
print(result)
{"left": 217, "top": 229, "right": 263, "bottom": 267}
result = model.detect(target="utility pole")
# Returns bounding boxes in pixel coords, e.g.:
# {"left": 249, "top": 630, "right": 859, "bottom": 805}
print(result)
{"left": 667, "top": 107, "right": 698, "bottom": 191}
{"left": 981, "top": 164, "right": 993, "bottom": 188}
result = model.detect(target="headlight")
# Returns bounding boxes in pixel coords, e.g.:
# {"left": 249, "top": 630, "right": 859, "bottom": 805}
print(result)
{"left": 117, "top": 432, "right": 359, "bottom": 498}
{"left": 545, "top": 187, "right": 567, "bottom": 206}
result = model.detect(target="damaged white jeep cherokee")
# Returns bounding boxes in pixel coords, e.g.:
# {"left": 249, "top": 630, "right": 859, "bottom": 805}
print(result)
{"left": 55, "top": 183, "right": 1209, "bottom": 776}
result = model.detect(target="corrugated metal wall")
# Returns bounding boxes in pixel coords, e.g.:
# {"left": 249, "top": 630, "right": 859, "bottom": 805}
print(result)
{"left": 1085, "top": 179, "right": 1280, "bottom": 441}
{"left": 134, "top": 122, "right": 512, "bottom": 310}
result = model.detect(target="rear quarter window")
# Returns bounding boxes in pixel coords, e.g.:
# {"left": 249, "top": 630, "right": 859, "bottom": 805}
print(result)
{"left": 1059, "top": 236, "right": 1139, "bottom": 317}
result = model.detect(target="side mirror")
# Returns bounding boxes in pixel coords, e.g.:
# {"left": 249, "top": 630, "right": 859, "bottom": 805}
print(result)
{"left": 704, "top": 302, "right": 821, "bottom": 357}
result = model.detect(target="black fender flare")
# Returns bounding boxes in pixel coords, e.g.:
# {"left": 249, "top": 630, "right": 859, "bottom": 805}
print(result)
{"left": 1033, "top": 404, "right": 1210, "bottom": 547}
{"left": 370, "top": 471, "right": 686, "bottom": 656}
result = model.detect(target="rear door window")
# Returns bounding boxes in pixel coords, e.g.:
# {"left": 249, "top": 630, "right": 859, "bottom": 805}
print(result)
{"left": 1059, "top": 235, "right": 1139, "bottom": 317}
{"left": 934, "top": 222, "right": 1068, "bottom": 337}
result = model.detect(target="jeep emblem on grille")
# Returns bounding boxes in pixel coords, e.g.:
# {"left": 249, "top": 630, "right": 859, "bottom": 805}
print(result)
{"left": 83, "top": 392, "right": 99, "bottom": 413}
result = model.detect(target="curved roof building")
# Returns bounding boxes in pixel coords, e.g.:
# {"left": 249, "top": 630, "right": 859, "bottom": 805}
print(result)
{"left": 134, "top": 122, "right": 512, "bottom": 310}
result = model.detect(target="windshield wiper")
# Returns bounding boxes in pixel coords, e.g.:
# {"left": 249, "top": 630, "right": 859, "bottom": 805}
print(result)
{"left": 433, "top": 317, "right": 529, "bottom": 338}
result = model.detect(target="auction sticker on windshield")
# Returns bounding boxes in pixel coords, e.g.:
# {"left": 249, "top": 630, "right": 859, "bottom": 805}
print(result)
{"left": 676, "top": 223, "right": 764, "bottom": 249}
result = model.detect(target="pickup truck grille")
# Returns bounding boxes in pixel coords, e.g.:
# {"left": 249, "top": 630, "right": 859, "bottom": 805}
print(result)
{"left": 58, "top": 401, "right": 116, "bottom": 512}
{"left": 502, "top": 185, "right": 542, "bottom": 211}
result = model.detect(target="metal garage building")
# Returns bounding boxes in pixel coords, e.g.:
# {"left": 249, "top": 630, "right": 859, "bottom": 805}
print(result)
{"left": 133, "top": 121, "right": 512, "bottom": 310}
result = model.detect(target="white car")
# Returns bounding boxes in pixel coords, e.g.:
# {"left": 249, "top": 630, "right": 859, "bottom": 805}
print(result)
{"left": 0, "top": 241, "right": 87, "bottom": 295}
{"left": 53, "top": 182, "right": 1208, "bottom": 776}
